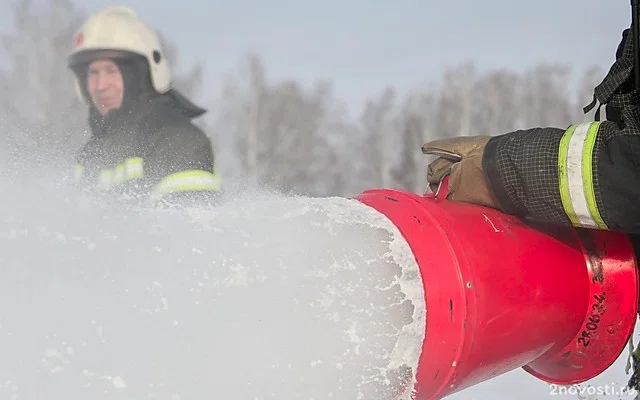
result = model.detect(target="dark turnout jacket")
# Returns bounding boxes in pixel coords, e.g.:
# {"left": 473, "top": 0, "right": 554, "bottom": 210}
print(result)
{"left": 482, "top": 27, "right": 640, "bottom": 237}
{"left": 73, "top": 91, "right": 221, "bottom": 206}
{"left": 478, "top": 25, "right": 640, "bottom": 390}
{"left": 482, "top": 115, "right": 640, "bottom": 235}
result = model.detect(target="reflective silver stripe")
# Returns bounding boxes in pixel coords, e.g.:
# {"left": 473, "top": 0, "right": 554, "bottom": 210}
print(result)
{"left": 558, "top": 122, "right": 607, "bottom": 229}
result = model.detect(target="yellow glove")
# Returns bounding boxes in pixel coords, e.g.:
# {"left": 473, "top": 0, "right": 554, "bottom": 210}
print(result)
{"left": 421, "top": 136, "right": 500, "bottom": 209}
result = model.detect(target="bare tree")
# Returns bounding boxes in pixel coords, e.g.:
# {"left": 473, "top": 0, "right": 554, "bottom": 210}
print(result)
{"left": 259, "top": 79, "right": 339, "bottom": 195}
{"left": 216, "top": 53, "right": 267, "bottom": 188}
{"left": 518, "top": 63, "right": 573, "bottom": 128}
{"left": 217, "top": 53, "right": 357, "bottom": 196}
{"left": 360, "top": 87, "right": 396, "bottom": 188}
{"left": 390, "top": 90, "right": 436, "bottom": 193}
{"left": 474, "top": 69, "right": 520, "bottom": 134}
{"left": 319, "top": 102, "right": 363, "bottom": 196}
{"left": 435, "top": 61, "right": 477, "bottom": 138}
{"left": 0, "top": 0, "right": 87, "bottom": 165}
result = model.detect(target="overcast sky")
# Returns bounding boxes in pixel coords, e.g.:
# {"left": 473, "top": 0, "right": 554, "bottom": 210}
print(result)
{"left": 4, "top": 0, "right": 628, "bottom": 116}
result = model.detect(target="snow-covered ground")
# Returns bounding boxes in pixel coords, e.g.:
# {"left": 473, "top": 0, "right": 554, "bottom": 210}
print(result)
{"left": 0, "top": 162, "right": 638, "bottom": 399}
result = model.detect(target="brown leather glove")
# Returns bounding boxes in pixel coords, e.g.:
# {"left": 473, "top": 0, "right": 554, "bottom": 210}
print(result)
{"left": 421, "top": 136, "right": 500, "bottom": 209}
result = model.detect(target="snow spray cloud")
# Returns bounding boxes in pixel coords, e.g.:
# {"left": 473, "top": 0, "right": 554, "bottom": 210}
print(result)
{"left": 0, "top": 162, "right": 426, "bottom": 399}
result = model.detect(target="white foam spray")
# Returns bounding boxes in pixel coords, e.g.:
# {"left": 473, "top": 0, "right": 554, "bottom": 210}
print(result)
{"left": 0, "top": 166, "right": 426, "bottom": 399}
{"left": 4, "top": 157, "right": 633, "bottom": 400}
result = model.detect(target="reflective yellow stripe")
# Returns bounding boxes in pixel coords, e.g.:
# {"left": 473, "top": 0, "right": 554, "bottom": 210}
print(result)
{"left": 557, "top": 122, "right": 608, "bottom": 229}
{"left": 151, "top": 169, "right": 222, "bottom": 199}
{"left": 74, "top": 164, "right": 85, "bottom": 182}
{"left": 97, "top": 157, "right": 144, "bottom": 190}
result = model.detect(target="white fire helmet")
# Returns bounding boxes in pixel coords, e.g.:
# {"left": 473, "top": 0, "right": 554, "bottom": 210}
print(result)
{"left": 67, "top": 6, "right": 172, "bottom": 103}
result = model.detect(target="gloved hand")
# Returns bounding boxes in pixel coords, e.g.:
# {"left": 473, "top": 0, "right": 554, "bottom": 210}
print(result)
{"left": 421, "top": 135, "right": 500, "bottom": 209}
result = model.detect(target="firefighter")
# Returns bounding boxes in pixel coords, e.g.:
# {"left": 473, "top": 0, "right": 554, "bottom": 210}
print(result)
{"left": 68, "top": 6, "right": 221, "bottom": 206}
{"left": 421, "top": 24, "right": 640, "bottom": 391}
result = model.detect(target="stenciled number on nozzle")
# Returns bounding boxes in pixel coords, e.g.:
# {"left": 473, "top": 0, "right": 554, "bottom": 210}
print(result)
{"left": 577, "top": 292, "right": 606, "bottom": 347}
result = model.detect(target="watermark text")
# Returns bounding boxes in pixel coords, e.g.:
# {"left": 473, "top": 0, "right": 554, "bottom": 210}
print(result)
{"left": 549, "top": 383, "right": 638, "bottom": 397}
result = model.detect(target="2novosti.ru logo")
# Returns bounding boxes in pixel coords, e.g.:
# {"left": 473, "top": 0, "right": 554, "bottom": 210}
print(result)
{"left": 549, "top": 383, "right": 638, "bottom": 397}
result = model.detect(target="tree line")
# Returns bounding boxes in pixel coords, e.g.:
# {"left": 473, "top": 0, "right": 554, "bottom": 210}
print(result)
{"left": 0, "top": 0, "right": 606, "bottom": 197}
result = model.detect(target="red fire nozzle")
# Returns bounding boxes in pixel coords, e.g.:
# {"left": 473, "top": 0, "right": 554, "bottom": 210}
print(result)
{"left": 352, "top": 181, "right": 638, "bottom": 400}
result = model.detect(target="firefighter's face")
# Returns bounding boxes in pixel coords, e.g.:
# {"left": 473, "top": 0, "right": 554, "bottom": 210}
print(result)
{"left": 86, "top": 59, "right": 124, "bottom": 116}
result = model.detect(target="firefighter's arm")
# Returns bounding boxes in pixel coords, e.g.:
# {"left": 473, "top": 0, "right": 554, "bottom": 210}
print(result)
{"left": 145, "top": 124, "right": 222, "bottom": 205}
{"left": 482, "top": 121, "right": 640, "bottom": 234}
